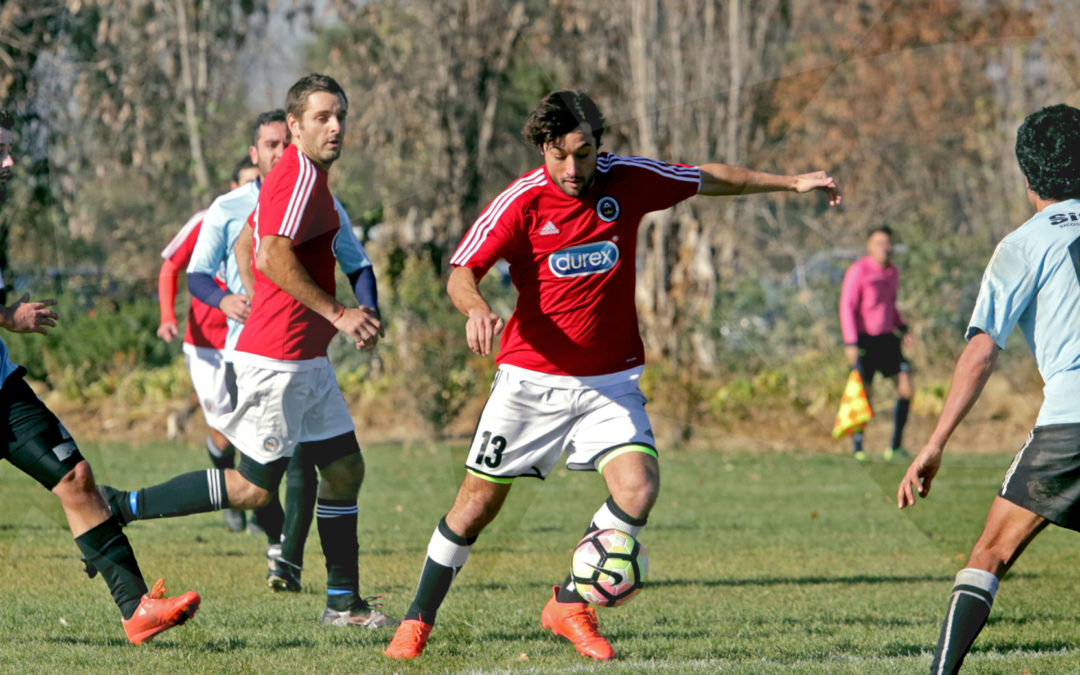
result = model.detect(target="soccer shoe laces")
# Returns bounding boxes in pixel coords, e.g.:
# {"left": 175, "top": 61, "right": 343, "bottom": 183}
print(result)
{"left": 563, "top": 604, "right": 601, "bottom": 635}
{"left": 355, "top": 595, "right": 385, "bottom": 611}
{"left": 147, "top": 577, "right": 168, "bottom": 600}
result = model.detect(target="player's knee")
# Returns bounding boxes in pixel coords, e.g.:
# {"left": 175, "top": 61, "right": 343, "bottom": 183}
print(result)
{"left": 319, "top": 454, "right": 365, "bottom": 497}
{"left": 225, "top": 471, "right": 271, "bottom": 508}
{"left": 51, "top": 460, "right": 97, "bottom": 500}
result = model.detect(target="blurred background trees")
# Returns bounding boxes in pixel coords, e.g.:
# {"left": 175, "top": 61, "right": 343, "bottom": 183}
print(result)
{"left": 1, "top": 0, "right": 1076, "bottom": 441}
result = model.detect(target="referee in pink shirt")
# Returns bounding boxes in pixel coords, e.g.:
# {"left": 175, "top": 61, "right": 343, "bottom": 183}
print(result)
{"left": 840, "top": 225, "right": 914, "bottom": 461}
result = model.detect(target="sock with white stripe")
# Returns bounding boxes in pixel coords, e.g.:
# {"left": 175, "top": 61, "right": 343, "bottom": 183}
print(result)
{"left": 930, "top": 568, "right": 1000, "bottom": 674}
{"left": 317, "top": 499, "right": 360, "bottom": 611}
{"left": 123, "top": 469, "right": 229, "bottom": 521}
{"left": 404, "top": 516, "right": 477, "bottom": 625}
{"left": 557, "top": 496, "right": 648, "bottom": 604}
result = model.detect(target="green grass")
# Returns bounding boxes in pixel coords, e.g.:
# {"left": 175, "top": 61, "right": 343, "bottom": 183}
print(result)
{"left": 2, "top": 440, "right": 1080, "bottom": 673}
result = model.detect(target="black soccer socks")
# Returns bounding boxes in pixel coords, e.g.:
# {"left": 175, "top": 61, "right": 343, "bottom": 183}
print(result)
{"left": 74, "top": 518, "right": 147, "bottom": 620}
{"left": 930, "top": 568, "right": 999, "bottom": 674}
{"left": 122, "top": 469, "right": 229, "bottom": 521}
{"left": 281, "top": 447, "right": 318, "bottom": 570}
{"left": 317, "top": 498, "right": 361, "bottom": 611}
{"left": 404, "top": 517, "right": 476, "bottom": 624}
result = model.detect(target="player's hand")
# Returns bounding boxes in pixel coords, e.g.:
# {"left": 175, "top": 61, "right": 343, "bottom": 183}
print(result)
{"left": 219, "top": 293, "right": 251, "bottom": 323}
{"left": 465, "top": 308, "right": 505, "bottom": 357}
{"left": 333, "top": 305, "right": 383, "bottom": 350}
{"left": 897, "top": 443, "right": 943, "bottom": 509}
{"left": 793, "top": 171, "right": 841, "bottom": 206}
{"left": 1, "top": 293, "right": 59, "bottom": 335}
{"left": 902, "top": 332, "right": 915, "bottom": 351}
{"left": 844, "top": 345, "right": 860, "bottom": 368}
{"left": 157, "top": 321, "right": 179, "bottom": 343}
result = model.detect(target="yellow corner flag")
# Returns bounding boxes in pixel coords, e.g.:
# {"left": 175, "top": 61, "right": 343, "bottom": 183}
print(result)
{"left": 832, "top": 370, "right": 873, "bottom": 439}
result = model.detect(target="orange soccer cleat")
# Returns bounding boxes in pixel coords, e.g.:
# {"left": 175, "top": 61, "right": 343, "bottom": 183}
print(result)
{"left": 122, "top": 578, "right": 201, "bottom": 646}
{"left": 384, "top": 618, "right": 434, "bottom": 659}
{"left": 540, "top": 585, "right": 613, "bottom": 660}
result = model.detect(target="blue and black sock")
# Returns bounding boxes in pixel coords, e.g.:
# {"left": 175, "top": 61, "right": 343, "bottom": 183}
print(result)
{"left": 108, "top": 469, "right": 228, "bottom": 523}
{"left": 318, "top": 498, "right": 360, "bottom": 611}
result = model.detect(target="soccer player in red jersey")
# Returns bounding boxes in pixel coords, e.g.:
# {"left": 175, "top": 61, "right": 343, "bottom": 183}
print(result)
{"left": 101, "top": 75, "right": 394, "bottom": 629}
{"left": 0, "top": 110, "right": 199, "bottom": 645}
{"left": 386, "top": 91, "right": 841, "bottom": 660}
{"left": 156, "top": 158, "right": 257, "bottom": 533}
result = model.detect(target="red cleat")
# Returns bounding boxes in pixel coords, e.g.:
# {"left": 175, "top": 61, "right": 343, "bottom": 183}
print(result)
{"left": 540, "top": 585, "right": 613, "bottom": 660}
{"left": 122, "top": 578, "right": 200, "bottom": 646}
{"left": 385, "top": 618, "right": 434, "bottom": 659}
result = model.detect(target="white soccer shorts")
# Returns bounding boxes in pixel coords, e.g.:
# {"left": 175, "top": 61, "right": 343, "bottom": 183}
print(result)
{"left": 464, "top": 365, "right": 656, "bottom": 482}
{"left": 219, "top": 359, "right": 355, "bottom": 465}
{"left": 182, "top": 344, "right": 232, "bottom": 429}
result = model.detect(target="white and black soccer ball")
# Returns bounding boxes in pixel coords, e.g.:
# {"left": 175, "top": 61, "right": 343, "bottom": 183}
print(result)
{"left": 570, "top": 528, "right": 648, "bottom": 607}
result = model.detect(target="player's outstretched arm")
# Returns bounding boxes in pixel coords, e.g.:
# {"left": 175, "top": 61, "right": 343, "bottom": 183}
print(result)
{"left": 698, "top": 164, "right": 841, "bottom": 206}
{"left": 156, "top": 259, "right": 181, "bottom": 342}
{"left": 897, "top": 332, "right": 999, "bottom": 509}
{"left": 448, "top": 266, "right": 504, "bottom": 357}
{"left": 257, "top": 234, "right": 381, "bottom": 349}
{"left": 0, "top": 293, "right": 58, "bottom": 335}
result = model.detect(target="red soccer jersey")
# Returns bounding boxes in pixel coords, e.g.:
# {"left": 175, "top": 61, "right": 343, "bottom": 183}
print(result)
{"left": 235, "top": 144, "right": 339, "bottom": 362}
{"left": 450, "top": 153, "right": 701, "bottom": 376}
{"left": 160, "top": 212, "right": 228, "bottom": 350}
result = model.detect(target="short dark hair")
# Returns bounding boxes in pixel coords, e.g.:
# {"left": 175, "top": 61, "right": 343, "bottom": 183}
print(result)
{"left": 285, "top": 74, "right": 347, "bottom": 123}
{"left": 523, "top": 90, "right": 605, "bottom": 149}
{"left": 868, "top": 225, "right": 893, "bottom": 239}
{"left": 1016, "top": 104, "right": 1080, "bottom": 201}
{"left": 250, "top": 109, "right": 286, "bottom": 147}
{"left": 0, "top": 110, "right": 13, "bottom": 131}
{"left": 231, "top": 155, "right": 256, "bottom": 184}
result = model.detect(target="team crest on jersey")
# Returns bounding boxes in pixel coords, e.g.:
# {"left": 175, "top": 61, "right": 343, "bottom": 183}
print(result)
{"left": 263, "top": 436, "right": 282, "bottom": 453}
{"left": 548, "top": 241, "right": 620, "bottom": 278}
{"left": 596, "top": 196, "right": 620, "bottom": 222}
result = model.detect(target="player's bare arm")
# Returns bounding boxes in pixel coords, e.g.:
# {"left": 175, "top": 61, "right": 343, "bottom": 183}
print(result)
{"left": 156, "top": 258, "right": 182, "bottom": 342}
{"left": 233, "top": 222, "right": 256, "bottom": 300}
{"left": 698, "top": 164, "right": 842, "bottom": 205}
{"left": 448, "top": 266, "right": 504, "bottom": 357}
{"left": 0, "top": 293, "right": 59, "bottom": 335}
{"left": 218, "top": 293, "right": 251, "bottom": 323}
{"left": 897, "top": 331, "right": 999, "bottom": 509}
{"left": 256, "top": 233, "right": 382, "bottom": 349}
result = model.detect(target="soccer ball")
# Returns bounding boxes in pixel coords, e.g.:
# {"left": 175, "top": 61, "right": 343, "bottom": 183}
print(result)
{"left": 570, "top": 528, "right": 648, "bottom": 607}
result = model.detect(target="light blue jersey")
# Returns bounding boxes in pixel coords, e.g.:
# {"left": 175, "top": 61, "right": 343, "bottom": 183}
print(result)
{"left": 967, "top": 198, "right": 1080, "bottom": 426}
{"left": 0, "top": 338, "right": 18, "bottom": 387}
{"left": 187, "top": 180, "right": 372, "bottom": 351}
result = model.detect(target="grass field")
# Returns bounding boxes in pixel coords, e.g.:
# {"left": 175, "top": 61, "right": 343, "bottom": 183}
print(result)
{"left": 3, "top": 440, "right": 1080, "bottom": 673}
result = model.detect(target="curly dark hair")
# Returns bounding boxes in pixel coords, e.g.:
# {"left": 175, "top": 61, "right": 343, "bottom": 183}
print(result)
{"left": 1016, "top": 104, "right": 1080, "bottom": 201}
{"left": 522, "top": 90, "right": 605, "bottom": 149}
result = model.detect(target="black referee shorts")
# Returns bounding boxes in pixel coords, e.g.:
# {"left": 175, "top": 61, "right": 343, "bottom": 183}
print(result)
{"left": 855, "top": 332, "right": 909, "bottom": 380}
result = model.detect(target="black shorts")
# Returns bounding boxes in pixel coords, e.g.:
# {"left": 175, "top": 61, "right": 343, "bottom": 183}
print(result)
{"left": 855, "top": 333, "right": 909, "bottom": 380}
{"left": 999, "top": 423, "right": 1080, "bottom": 531}
{"left": 0, "top": 368, "right": 85, "bottom": 489}
{"left": 236, "top": 431, "right": 359, "bottom": 491}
